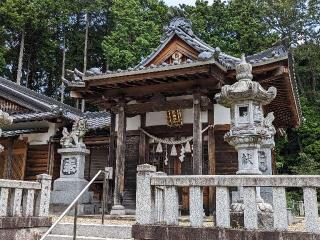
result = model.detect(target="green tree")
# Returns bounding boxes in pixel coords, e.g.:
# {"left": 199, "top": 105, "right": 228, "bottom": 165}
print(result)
{"left": 102, "top": 0, "right": 169, "bottom": 70}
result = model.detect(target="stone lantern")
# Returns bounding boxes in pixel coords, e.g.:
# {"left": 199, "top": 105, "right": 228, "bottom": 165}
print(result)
{"left": 215, "top": 55, "right": 277, "bottom": 213}
{"left": 0, "top": 110, "right": 13, "bottom": 152}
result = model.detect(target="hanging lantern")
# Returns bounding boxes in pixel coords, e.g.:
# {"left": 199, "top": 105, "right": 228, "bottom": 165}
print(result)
{"left": 166, "top": 109, "right": 183, "bottom": 127}
{"left": 170, "top": 145, "right": 177, "bottom": 156}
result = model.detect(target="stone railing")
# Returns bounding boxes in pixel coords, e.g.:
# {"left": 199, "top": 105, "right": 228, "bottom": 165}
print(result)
{"left": 0, "top": 174, "right": 52, "bottom": 217}
{"left": 136, "top": 164, "right": 320, "bottom": 234}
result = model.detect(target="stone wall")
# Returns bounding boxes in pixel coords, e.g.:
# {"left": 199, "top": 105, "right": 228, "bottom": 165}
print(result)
{"left": 132, "top": 224, "right": 320, "bottom": 240}
{"left": 0, "top": 217, "right": 51, "bottom": 240}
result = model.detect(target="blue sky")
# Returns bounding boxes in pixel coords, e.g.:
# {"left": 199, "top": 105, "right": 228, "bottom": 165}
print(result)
{"left": 163, "top": 0, "right": 213, "bottom": 6}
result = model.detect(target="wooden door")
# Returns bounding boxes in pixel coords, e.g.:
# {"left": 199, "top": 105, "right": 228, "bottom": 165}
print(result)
{"left": 11, "top": 140, "right": 28, "bottom": 180}
{"left": 0, "top": 138, "right": 27, "bottom": 180}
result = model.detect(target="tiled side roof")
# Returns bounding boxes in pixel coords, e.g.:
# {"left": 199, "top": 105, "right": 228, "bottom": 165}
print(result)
{"left": 84, "top": 111, "right": 110, "bottom": 130}
{"left": 2, "top": 128, "right": 48, "bottom": 137}
{"left": 0, "top": 77, "right": 110, "bottom": 129}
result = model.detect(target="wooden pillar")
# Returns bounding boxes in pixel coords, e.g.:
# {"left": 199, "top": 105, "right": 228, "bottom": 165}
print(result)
{"left": 208, "top": 106, "right": 216, "bottom": 212}
{"left": 6, "top": 138, "right": 14, "bottom": 179}
{"left": 193, "top": 92, "right": 202, "bottom": 175}
{"left": 113, "top": 103, "right": 126, "bottom": 208}
{"left": 139, "top": 113, "right": 147, "bottom": 164}
{"left": 108, "top": 112, "right": 116, "bottom": 168}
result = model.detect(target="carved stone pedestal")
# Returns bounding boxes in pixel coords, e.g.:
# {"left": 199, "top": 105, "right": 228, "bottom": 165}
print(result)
{"left": 51, "top": 147, "right": 95, "bottom": 214}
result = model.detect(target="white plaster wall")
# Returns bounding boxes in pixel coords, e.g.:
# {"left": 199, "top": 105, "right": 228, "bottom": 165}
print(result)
{"left": 115, "top": 114, "right": 141, "bottom": 131}
{"left": 117, "top": 103, "right": 231, "bottom": 129}
{"left": 214, "top": 104, "right": 231, "bottom": 125}
{"left": 22, "top": 122, "right": 58, "bottom": 145}
{"left": 181, "top": 109, "right": 208, "bottom": 124}
{"left": 146, "top": 111, "right": 167, "bottom": 126}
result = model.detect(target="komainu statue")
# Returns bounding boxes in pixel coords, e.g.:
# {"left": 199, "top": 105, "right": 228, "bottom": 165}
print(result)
{"left": 60, "top": 118, "right": 88, "bottom": 148}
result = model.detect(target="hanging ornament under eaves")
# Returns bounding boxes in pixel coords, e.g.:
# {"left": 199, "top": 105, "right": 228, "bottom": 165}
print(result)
{"left": 179, "top": 144, "right": 185, "bottom": 162}
{"left": 170, "top": 145, "right": 177, "bottom": 156}
{"left": 156, "top": 142, "right": 163, "bottom": 153}
{"left": 185, "top": 141, "right": 192, "bottom": 153}
{"left": 164, "top": 145, "right": 169, "bottom": 165}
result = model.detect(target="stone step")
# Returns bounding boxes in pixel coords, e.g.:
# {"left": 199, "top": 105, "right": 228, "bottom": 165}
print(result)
{"left": 47, "top": 234, "right": 129, "bottom": 240}
{"left": 50, "top": 223, "right": 132, "bottom": 239}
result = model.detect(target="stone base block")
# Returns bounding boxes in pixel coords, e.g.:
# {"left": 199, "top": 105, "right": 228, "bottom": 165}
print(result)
{"left": 50, "top": 189, "right": 93, "bottom": 205}
{"left": 132, "top": 224, "right": 320, "bottom": 240}
{"left": 51, "top": 177, "right": 94, "bottom": 205}
{"left": 230, "top": 212, "right": 273, "bottom": 230}
{"left": 50, "top": 203, "right": 97, "bottom": 215}
{"left": 110, "top": 205, "right": 126, "bottom": 215}
{"left": 53, "top": 178, "right": 89, "bottom": 191}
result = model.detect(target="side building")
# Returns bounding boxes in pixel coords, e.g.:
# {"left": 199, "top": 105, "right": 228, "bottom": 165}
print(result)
{"left": 0, "top": 77, "right": 110, "bottom": 201}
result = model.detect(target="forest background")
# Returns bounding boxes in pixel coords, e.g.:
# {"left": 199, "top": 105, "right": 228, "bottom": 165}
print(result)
{"left": 0, "top": 0, "right": 319, "bottom": 175}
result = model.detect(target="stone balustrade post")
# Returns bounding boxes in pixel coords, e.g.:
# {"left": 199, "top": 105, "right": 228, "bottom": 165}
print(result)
{"left": 273, "top": 187, "right": 288, "bottom": 230}
{"left": 216, "top": 187, "right": 230, "bottom": 228}
{"left": 136, "top": 164, "right": 156, "bottom": 225}
{"left": 155, "top": 172, "right": 166, "bottom": 223}
{"left": 0, "top": 188, "right": 9, "bottom": 216}
{"left": 243, "top": 187, "right": 258, "bottom": 230}
{"left": 164, "top": 186, "right": 179, "bottom": 225}
{"left": 10, "top": 188, "right": 22, "bottom": 216}
{"left": 36, "top": 174, "right": 52, "bottom": 217}
{"left": 303, "top": 187, "right": 320, "bottom": 233}
{"left": 189, "top": 186, "right": 204, "bottom": 227}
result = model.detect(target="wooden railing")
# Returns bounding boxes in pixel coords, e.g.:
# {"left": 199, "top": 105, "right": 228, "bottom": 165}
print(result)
{"left": 136, "top": 164, "right": 320, "bottom": 233}
{"left": 0, "top": 174, "right": 52, "bottom": 217}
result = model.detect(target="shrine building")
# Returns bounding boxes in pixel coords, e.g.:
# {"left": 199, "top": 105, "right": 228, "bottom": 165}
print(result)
{"left": 66, "top": 18, "right": 301, "bottom": 213}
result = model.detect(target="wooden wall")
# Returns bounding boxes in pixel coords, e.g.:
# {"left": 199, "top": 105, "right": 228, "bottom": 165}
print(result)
{"left": 123, "top": 136, "right": 139, "bottom": 209}
{"left": 25, "top": 144, "right": 49, "bottom": 180}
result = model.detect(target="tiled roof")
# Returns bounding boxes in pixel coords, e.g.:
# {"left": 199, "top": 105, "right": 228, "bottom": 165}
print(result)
{"left": 69, "top": 18, "right": 289, "bottom": 83}
{"left": 2, "top": 128, "right": 48, "bottom": 137}
{"left": 0, "top": 77, "right": 110, "bottom": 129}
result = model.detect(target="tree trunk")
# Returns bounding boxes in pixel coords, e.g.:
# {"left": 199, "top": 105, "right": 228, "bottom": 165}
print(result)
{"left": 16, "top": 31, "right": 25, "bottom": 85}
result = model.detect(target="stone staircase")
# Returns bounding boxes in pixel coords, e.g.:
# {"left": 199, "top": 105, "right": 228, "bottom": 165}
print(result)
{"left": 46, "top": 223, "right": 132, "bottom": 240}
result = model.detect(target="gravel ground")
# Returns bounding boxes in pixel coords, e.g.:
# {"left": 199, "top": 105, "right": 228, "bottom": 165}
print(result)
{"left": 51, "top": 215, "right": 319, "bottom": 232}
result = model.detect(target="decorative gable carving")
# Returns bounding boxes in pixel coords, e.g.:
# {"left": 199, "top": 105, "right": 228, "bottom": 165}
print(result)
{"left": 146, "top": 36, "right": 199, "bottom": 66}
{"left": 0, "top": 97, "right": 31, "bottom": 114}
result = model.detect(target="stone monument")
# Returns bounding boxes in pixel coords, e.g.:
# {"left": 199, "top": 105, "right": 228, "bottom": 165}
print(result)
{"left": 215, "top": 55, "right": 277, "bottom": 227}
{"left": 51, "top": 118, "right": 94, "bottom": 214}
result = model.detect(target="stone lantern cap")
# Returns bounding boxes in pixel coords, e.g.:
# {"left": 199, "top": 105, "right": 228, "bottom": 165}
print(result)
{"left": 215, "top": 55, "right": 277, "bottom": 108}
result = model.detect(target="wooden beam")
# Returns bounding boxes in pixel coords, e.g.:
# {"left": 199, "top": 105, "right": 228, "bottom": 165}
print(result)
{"left": 87, "top": 64, "right": 212, "bottom": 87}
{"left": 111, "top": 98, "right": 211, "bottom": 115}
{"left": 193, "top": 92, "right": 202, "bottom": 175}
{"left": 113, "top": 104, "right": 126, "bottom": 207}
{"left": 87, "top": 77, "right": 219, "bottom": 100}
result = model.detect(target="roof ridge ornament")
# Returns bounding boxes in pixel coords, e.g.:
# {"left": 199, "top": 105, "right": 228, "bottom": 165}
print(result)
{"left": 164, "top": 17, "right": 193, "bottom": 36}
{"left": 236, "top": 54, "right": 253, "bottom": 81}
